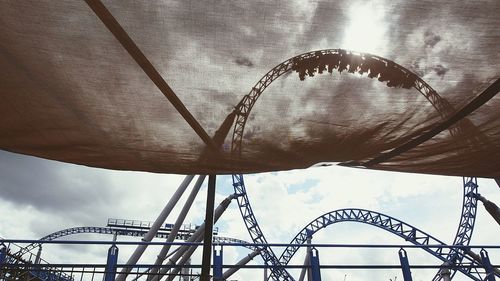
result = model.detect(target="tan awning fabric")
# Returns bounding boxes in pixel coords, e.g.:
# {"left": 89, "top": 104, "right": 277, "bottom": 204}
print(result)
{"left": 1, "top": 1, "right": 499, "bottom": 176}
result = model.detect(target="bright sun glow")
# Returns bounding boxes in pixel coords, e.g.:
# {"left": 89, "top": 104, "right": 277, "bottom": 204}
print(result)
{"left": 342, "top": 1, "right": 388, "bottom": 55}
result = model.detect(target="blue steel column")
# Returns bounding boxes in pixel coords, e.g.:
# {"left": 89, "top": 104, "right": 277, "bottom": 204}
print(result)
{"left": 308, "top": 247, "right": 321, "bottom": 281}
{"left": 398, "top": 249, "right": 413, "bottom": 281}
{"left": 104, "top": 245, "right": 119, "bottom": 281}
{"left": 213, "top": 245, "right": 223, "bottom": 281}
{"left": 0, "top": 244, "right": 6, "bottom": 265}
{"left": 480, "top": 249, "right": 496, "bottom": 281}
{"left": 0, "top": 244, "right": 5, "bottom": 281}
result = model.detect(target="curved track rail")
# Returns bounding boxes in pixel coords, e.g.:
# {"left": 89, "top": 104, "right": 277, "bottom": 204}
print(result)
{"left": 16, "top": 227, "right": 256, "bottom": 258}
{"left": 279, "top": 208, "right": 493, "bottom": 281}
{"left": 230, "top": 49, "right": 483, "bottom": 280}
{"left": 444, "top": 176, "right": 479, "bottom": 281}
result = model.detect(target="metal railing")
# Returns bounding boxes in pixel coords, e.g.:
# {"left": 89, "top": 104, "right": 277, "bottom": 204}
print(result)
{"left": 1, "top": 240, "right": 498, "bottom": 281}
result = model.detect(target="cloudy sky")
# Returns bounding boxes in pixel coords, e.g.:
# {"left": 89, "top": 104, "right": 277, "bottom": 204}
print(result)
{"left": 1, "top": 149, "right": 498, "bottom": 281}
{"left": 1, "top": 0, "right": 499, "bottom": 281}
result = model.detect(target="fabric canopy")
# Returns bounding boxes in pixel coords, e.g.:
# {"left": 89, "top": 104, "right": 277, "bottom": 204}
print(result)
{"left": 1, "top": 1, "right": 499, "bottom": 177}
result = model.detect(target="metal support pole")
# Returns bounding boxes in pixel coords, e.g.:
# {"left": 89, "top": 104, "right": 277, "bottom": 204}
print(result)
{"left": 298, "top": 251, "right": 310, "bottom": 281}
{"left": 84, "top": 0, "right": 220, "bottom": 152}
{"left": 300, "top": 231, "right": 313, "bottom": 281}
{"left": 117, "top": 175, "right": 195, "bottom": 281}
{"left": 398, "top": 248, "right": 413, "bottom": 281}
{"left": 201, "top": 175, "right": 217, "bottom": 281}
{"left": 148, "top": 175, "right": 206, "bottom": 279}
{"left": 180, "top": 258, "right": 191, "bottom": 281}
{"left": 0, "top": 249, "right": 4, "bottom": 281}
{"left": 34, "top": 245, "right": 42, "bottom": 264}
{"left": 0, "top": 244, "right": 6, "bottom": 265}
{"left": 481, "top": 249, "right": 496, "bottom": 281}
{"left": 166, "top": 244, "right": 199, "bottom": 281}
{"left": 476, "top": 194, "right": 500, "bottom": 226}
{"left": 213, "top": 245, "right": 223, "bottom": 281}
{"left": 156, "top": 193, "right": 237, "bottom": 281}
{"left": 0, "top": 245, "right": 6, "bottom": 281}
{"left": 104, "top": 245, "right": 119, "bottom": 281}
{"left": 222, "top": 249, "right": 261, "bottom": 280}
{"left": 439, "top": 262, "right": 452, "bottom": 281}
{"left": 309, "top": 247, "right": 322, "bottom": 281}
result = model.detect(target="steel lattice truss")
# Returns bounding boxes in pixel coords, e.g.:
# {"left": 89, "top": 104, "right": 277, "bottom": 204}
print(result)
{"left": 230, "top": 49, "right": 488, "bottom": 159}
{"left": 2, "top": 245, "right": 73, "bottom": 281}
{"left": 277, "top": 205, "right": 493, "bottom": 281}
{"left": 230, "top": 49, "right": 488, "bottom": 281}
{"left": 15, "top": 227, "right": 256, "bottom": 261}
{"left": 232, "top": 174, "right": 292, "bottom": 280}
{"left": 440, "top": 177, "right": 480, "bottom": 281}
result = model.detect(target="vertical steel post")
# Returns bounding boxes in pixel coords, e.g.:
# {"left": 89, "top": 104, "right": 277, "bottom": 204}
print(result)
{"left": 159, "top": 194, "right": 237, "bottom": 281}
{"left": 0, "top": 245, "right": 5, "bottom": 281}
{"left": 0, "top": 244, "right": 6, "bottom": 265}
{"left": 34, "top": 246, "right": 42, "bottom": 264}
{"left": 480, "top": 249, "right": 496, "bottom": 281}
{"left": 213, "top": 245, "right": 223, "bottom": 281}
{"left": 201, "top": 175, "right": 217, "bottom": 281}
{"left": 398, "top": 248, "right": 413, "bottom": 281}
{"left": 309, "top": 247, "right": 321, "bottom": 281}
{"left": 301, "top": 230, "right": 313, "bottom": 281}
{"left": 104, "top": 245, "right": 119, "bottom": 281}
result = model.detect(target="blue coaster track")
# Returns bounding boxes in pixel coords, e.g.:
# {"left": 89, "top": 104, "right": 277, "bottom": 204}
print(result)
{"left": 277, "top": 207, "right": 493, "bottom": 281}
{"left": 230, "top": 49, "right": 485, "bottom": 281}
{"left": 15, "top": 227, "right": 257, "bottom": 259}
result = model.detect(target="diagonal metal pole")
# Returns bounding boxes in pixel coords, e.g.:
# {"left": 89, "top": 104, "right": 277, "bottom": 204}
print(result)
{"left": 84, "top": 0, "right": 219, "bottom": 152}
{"left": 154, "top": 193, "right": 237, "bottom": 281}
{"left": 221, "top": 249, "right": 261, "bottom": 280}
{"left": 359, "top": 78, "right": 500, "bottom": 167}
{"left": 201, "top": 175, "right": 217, "bottom": 281}
{"left": 147, "top": 175, "right": 206, "bottom": 279}
{"left": 116, "top": 175, "right": 194, "bottom": 281}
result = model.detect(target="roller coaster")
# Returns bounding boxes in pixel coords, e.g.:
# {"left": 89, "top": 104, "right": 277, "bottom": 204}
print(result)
{"left": 1, "top": 48, "right": 499, "bottom": 281}
{"left": 229, "top": 49, "right": 494, "bottom": 281}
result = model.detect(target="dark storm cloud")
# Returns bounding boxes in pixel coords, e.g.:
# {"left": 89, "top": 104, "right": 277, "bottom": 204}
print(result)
{"left": 432, "top": 64, "right": 449, "bottom": 78}
{"left": 0, "top": 151, "right": 114, "bottom": 215}
{"left": 423, "top": 30, "right": 441, "bottom": 48}
{"left": 389, "top": 1, "right": 499, "bottom": 61}
{"left": 235, "top": 56, "right": 254, "bottom": 67}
